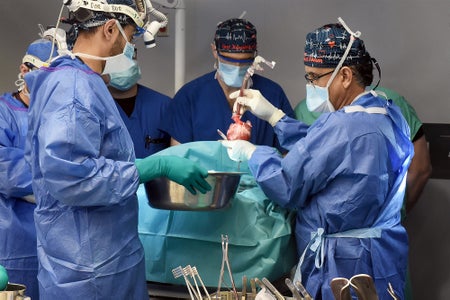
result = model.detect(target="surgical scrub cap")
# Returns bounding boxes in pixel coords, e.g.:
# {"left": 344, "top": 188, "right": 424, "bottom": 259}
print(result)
{"left": 65, "top": 0, "right": 143, "bottom": 29}
{"left": 214, "top": 18, "right": 257, "bottom": 53}
{"left": 304, "top": 23, "right": 371, "bottom": 68}
{"left": 22, "top": 38, "right": 58, "bottom": 68}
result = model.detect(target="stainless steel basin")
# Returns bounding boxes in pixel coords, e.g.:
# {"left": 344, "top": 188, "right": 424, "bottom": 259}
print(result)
{"left": 144, "top": 171, "right": 244, "bottom": 211}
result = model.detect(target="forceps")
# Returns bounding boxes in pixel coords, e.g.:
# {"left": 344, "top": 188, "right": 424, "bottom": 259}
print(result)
{"left": 216, "top": 234, "right": 239, "bottom": 300}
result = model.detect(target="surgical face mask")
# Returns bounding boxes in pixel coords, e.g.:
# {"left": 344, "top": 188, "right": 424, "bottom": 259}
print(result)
{"left": 218, "top": 61, "right": 247, "bottom": 87}
{"left": 102, "top": 22, "right": 136, "bottom": 75}
{"left": 305, "top": 71, "right": 337, "bottom": 113}
{"left": 73, "top": 21, "right": 135, "bottom": 75}
{"left": 305, "top": 83, "right": 335, "bottom": 113}
{"left": 108, "top": 61, "right": 141, "bottom": 91}
{"left": 305, "top": 23, "right": 359, "bottom": 113}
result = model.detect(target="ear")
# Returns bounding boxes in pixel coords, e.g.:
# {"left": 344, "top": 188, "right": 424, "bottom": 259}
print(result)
{"left": 211, "top": 43, "right": 218, "bottom": 59}
{"left": 103, "top": 19, "right": 119, "bottom": 41}
{"left": 340, "top": 66, "right": 353, "bottom": 89}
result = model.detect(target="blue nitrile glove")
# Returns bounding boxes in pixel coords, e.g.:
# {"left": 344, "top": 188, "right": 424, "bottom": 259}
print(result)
{"left": 135, "top": 155, "right": 212, "bottom": 195}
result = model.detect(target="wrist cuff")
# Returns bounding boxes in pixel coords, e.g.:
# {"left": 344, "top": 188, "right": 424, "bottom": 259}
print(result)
{"left": 268, "top": 109, "right": 286, "bottom": 126}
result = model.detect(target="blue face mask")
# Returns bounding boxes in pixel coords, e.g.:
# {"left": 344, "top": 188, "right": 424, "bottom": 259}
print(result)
{"left": 305, "top": 83, "right": 335, "bottom": 113}
{"left": 218, "top": 61, "right": 247, "bottom": 87}
{"left": 108, "top": 61, "right": 141, "bottom": 91}
{"left": 102, "top": 21, "right": 136, "bottom": 75}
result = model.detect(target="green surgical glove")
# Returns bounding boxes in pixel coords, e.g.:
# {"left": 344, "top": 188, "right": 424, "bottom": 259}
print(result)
{"left": 0, "top": 264, "right": 8, "bottom": 291}
{"left": 135, "top": 155, "right": 212, "bottom": 195}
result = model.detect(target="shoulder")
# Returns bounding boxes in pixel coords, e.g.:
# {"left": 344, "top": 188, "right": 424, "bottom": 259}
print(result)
{"left": 137, "top": 84, "right": 171, "bottom": 101}
{"left": 178, "top": 72, "right": 216, "bottom": 91}
{"left": 173, "top": 72, "right": 218, "bottom": 100}
{"left": 375, "top": 86, "right": 415, "bottom": 113}
{"left": 294, "top": 98, "right": 308, "bottom": 115}
{"left": 0, "top": 93, "right": 20, "bottom": 108}
{"left": 252, "top": 74, "right": 285, "bottom": 91}
{"left": 375, "top": 86, "right": 421, "bottom": 132}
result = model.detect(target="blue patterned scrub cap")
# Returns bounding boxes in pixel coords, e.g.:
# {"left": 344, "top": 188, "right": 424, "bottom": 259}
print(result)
{"left": 304, "top": 23, "right": 371, "bottom": 68}
{"left": 214, "top": 18, "right": 257, "bottom": 53}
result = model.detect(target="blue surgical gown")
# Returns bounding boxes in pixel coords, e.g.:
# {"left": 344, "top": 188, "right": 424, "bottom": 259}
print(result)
{"left": 0, "top": 93, "right": 39, "bottom": 299}
{"left": 24, "top": 56, "right": 147, "bottom": 300}
{"left": 114, "top": 84, "right": 170, "bottom": 159}
{"left": 248, "top": 92, "right": 413, "bottom": 299}
{"left": 161, "top": 71, "right": 295, "bottom": 152}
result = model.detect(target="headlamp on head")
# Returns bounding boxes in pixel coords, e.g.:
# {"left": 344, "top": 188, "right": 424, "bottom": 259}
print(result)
{"left": 139, "top": 0, "right": 168, "bottom": 48}
{"left": 63, "top": 0, "right": 145, "bottom": 27}
{"left": 62, "top": 0, "right": 167, "bottom": 48}
{"left": 22, "top": 38, "right": 59, "bottom": 69}
{"left": 40, "top": 26, "right": 69, "bottom": 54}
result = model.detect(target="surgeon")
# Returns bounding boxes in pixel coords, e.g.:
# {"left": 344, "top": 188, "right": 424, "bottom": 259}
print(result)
{"left": 0, "top": 37, "right": 58, "bottom": 300}
{"left": 103, "top": 48, "right": 171, "bottom": 158}
{"left": 295, "top": 87, "right": 430, "bottom": 300}
{"left": 222, "top": 20, "right": 413, "bottom": 299}
{"left": 24, "top": 1, "right": 210, "bottom": 299}
{"left": 161, "top": 17, "right": 295, "bottom": 150}
{"left": 295, "top": 86, "right": 431, "bottom": 218}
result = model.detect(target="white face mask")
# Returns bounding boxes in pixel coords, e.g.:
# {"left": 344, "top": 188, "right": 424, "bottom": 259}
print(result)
{"left": 72, "top": 21, "right": 135, "bottom": 75}
{"left": 102, "top": 21, "right": 135, "bottom": 75}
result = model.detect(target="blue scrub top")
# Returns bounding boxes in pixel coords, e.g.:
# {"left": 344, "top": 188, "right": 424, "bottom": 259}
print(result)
{"left": 114, "top": 84, "right": 171, "bottom": 158}
{"left": 0, "top": 93, "right": 39, "bottom": 300}
{"left": 161, "top": 71, "right": 295, "bottom": 151}
{"left": 25, "top": 56, "right": 147, "bottom": 299}
{"left": 249, "top": 92, "right": 413, "bottom": 299}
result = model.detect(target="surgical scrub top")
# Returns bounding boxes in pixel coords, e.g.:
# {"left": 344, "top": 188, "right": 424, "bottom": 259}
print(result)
{"left": 249, "top": 91, "right": 413, "bottom": 299}
{"left": 114, "top": 84, "right": 170, "bottom": 159}
{"left": 0, "top": 93, "right": 39, "bottom": 300}
{"left": 24, "top": 56, "right": 147, "bottom": 300}
{"left": 161, "top": 71, "right": 295, "bottom": 151}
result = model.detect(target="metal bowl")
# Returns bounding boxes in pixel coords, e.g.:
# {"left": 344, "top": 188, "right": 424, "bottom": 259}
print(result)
{"left": 144, "top": 171, "right": 244, "bottom": 211}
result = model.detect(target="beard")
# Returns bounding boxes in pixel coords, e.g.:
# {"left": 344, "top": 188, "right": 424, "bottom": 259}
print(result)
{"left": 110, "top": 34, "right": 125, "bottom": 56}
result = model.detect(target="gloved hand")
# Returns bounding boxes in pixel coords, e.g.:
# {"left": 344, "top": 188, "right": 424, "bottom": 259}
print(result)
{"left": 230, "top": 89, "right": 285, "bottom": 126}
{"left": 0, "top": 264, "right": 8, "bottom": 291}
{"left": 221, "top": 140, "right": 256, "bottom": 162}
{"left": 135, "top": 155, "right": 212, "bottom": 195}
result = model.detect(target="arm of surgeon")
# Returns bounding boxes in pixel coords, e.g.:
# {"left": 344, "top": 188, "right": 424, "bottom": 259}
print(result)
{"left": 406, "top": 134, "right": 432, "bottom": 213}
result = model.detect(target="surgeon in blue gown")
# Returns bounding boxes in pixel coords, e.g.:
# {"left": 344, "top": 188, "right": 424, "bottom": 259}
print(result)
{"left": 0, "top": 37, "right": 58, "bottom": 300}
{"left": 24, "top": 1, "right": 210, "bottom": 299}
{"left": 223, "top": 21, "right": 413, "bottom": 299}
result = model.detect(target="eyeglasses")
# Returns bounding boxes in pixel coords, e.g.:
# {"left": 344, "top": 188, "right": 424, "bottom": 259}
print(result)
{"left": 304, "top": 70, "right": 335, "bottom": 84}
